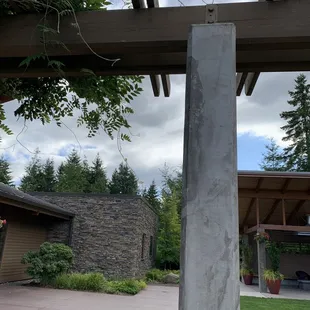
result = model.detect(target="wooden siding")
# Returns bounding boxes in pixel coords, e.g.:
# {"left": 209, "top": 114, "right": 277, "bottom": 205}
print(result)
{"left": 280, "top": 253, "right": 310, "bottom": 279}
{"left": 0, "top": 222, "right": 47, "bottom": 283}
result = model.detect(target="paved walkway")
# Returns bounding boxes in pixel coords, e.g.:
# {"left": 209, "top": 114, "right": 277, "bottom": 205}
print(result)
{"left": 0, "top": 284, "right": 178, "bottom": 310}
{"left": 1, "top": 283, "right": 310, "bottom": 310}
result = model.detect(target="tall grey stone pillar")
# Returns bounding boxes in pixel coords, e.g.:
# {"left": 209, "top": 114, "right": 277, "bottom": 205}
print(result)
{"left": 179, "top": 24, "right": 239, "bottom": 310}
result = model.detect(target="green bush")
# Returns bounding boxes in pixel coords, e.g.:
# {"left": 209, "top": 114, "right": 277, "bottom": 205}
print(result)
{"left": 105, "top": 279, "right": 147, "bottom": 295}
{"left": 145, "top": 269, "right": 179, "bottom": 283}
{"left": 54, "top": 273, "right": 105, "bottom": 292}
{"left": 21, "top": 242, "right": 74, "bottom": 285}
{"left": 54, "top": 273, "right": 146, "bottom": 295}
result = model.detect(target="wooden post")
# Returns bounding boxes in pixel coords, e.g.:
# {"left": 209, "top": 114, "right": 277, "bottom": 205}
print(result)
{"left": 257, "top": 228, "right": 267, "bottom": 293}
{"left": 256, "top": 198, "right": 260, "bottom": 227}
{"left": 282, "top": 199, "right": 286, "bottom": 226}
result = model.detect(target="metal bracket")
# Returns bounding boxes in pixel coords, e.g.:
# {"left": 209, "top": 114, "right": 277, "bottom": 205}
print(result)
{"left": 205, "top": 5, "right": 218, "bottom": 24}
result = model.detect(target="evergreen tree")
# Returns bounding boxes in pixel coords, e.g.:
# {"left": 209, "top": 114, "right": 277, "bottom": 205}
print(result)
{"left": 280, "top": 74, "right": 310, "bottom": 171}
{"left": 41, "top": 158, "right": 57, "bottom": 192}
{"left": 109, "top": 162, "right": 138, "bottom": 195}
{"left": 157, "top": 190, "right": 181, "bottom": 269}
{"left": 88, "top": 154, "right": 109, "bottom": 193}
{"left": 0, "top": 156, "right": 14, "bottom": 186}
{"left": 260, "top": 138, "right": 286, "bottom": 171}
{"left": 56, "top": 150, "right": 88, "bottom": 193}
{"left": 19, "top": 149, "right": 44, "bottom": 192}
{"left": 144, "top": 180, "right": 160, "bottom": 212}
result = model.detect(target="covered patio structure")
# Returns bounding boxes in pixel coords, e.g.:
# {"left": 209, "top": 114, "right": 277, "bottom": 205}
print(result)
{"left": 239, "top": 171, "right": 310, "bottom": 293}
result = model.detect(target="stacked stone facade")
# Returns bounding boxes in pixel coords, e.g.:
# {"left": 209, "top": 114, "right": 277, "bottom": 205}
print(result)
{"left": 31, "top": 193, "right": 158, "bottom": 279}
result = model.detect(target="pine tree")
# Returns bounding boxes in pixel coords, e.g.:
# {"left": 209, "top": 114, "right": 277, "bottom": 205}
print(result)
{"left": 19, "top": 149, "right": 44, "bottom": 192}
{"left": 109, "top": 162, "right": 138, "bottom": 195}
{"left": 144, "top": 180, "right": 160, "bottom": 212}
{"left": 0, "top": 156, "right": 14, "bottom": 186}
{"left": 280, "top": 74, "right": 310, "bottom": 171}
{"left": 260, "top": 138, "right": 286, "bottom": 171}
{"left": 56, "top": 150, "right": 88, "bottom": 193}
{"left": 88, "top": 154, "right": 109, "bottom": 193}
{"left": 41, "top": 158, "right": 56, "bottom": 192}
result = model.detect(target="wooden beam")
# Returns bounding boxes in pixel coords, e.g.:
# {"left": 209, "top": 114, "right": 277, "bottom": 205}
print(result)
{"left": 245, "top": 225, "right": 259, "bottom": 234}
{"left": 147, "top": 0, "right": 159, "bottom": 8}
{"left": 282, "top": 199, "right": 286, "bottom": 226}
{"left": 287, "top": 200, "right": 306, "bottom": 224}
{"left": 263, "top": 199, "right": 280, "bottom": 224}
{"left": 245, "top": 72, "right": 260, "bottom": 96}
{"left": 236, "top": 72, "right": 247, "bottom": 96}
{"left": 150, "top": 75, "right": 160, "bottom": 97}
{"left": 239, "top": 189, "right": 310, "bottom": 200}
{"left": 242, "top": 198, "right": 255, "bottom": 227}
{"left": 281, "top": 178, "right": 291, "bottom": 193}
{"left": 260, "top": 224, "right": 310, "bottom": 233}
{"left": 161, "top": 74, "right": 171, "bottom": 97}
{"left": 2, "top": 1, "right": 310, "bottom": 77}
{"left": 256, "top": 198, "right": 260, "bottom": 226}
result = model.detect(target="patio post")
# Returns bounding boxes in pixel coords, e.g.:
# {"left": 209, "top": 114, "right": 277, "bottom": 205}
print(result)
{"left": 179, "top": 24, "right": 239, "bottom": 310}
{"left": 257, "top": 228, "right": 267, "bottom": 293}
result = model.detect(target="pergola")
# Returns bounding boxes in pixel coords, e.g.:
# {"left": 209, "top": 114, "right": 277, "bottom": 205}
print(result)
{"left": 239, "top": 171, "right": 310, "bottom": 292}
{"left": 1, "top": 0, "right": 310, "bottom": 309}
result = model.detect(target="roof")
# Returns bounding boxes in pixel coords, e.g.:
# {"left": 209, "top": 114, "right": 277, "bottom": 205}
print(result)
{"left": 238, "top": 171, "right": 310, "bottom": 229}
{"left": 0, "top": 183, "right": 74, "bottom": 219}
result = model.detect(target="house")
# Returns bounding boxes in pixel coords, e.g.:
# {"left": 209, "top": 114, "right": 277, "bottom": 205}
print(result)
{"left": 0, "top": 184, "right": 158, "bottom": 283}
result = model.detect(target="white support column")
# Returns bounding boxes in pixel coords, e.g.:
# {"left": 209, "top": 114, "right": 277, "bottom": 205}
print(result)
{"left": 179, "top": 24, "right": 239, "bottom": 310}
{"left": 257, "top": 229, "right": 267, "bottom": 293}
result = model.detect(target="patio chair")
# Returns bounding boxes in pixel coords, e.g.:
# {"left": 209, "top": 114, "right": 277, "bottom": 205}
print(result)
{"left": 296, "top": 270, "right": 310, "bottom": 280}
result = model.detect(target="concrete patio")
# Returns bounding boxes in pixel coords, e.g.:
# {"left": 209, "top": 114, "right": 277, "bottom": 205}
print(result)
{"left": 0, "top": 283, "right": 310, "bottom": 310}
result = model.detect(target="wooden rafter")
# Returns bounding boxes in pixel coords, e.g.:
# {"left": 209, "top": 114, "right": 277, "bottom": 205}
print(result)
{"left": 239, "top": 189, "right": 310, "bottom": 200}
{"left": 262, "top": 178, "right": 291, "bottom": 224}
{"left": 131, "top": 0, "right": 170, "bottom": 97}
{"left": 287, "top": 200, "right": 306, "bottom": 224}
{"left": 2, "top": 1, "right": 310, "bottom": 81}
{"left": 246, "top": 224, "right": 310, "bottom": 234}
{"left": 242, "top": 178, "right": 263, "bottom": 227}
{"left": 245, "top": 72, "right": 260, "bottom": 96}
{"left": 236, "top": 73, "right": 247, "bottom": 96}
{"left": 263, "top": 199, "right": 280, "bottom": 224}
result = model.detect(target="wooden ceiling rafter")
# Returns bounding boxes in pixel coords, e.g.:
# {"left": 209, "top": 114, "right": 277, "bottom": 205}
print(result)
{"left": 242, "top": 177, "right": 264, "bottom": 227}
{"left": 2, "top": 1, "right": 310, "bottom": 87}
{"left": 131, "top": 0, "right": 170, "bottom": 97}
{"left": 287, "top": 200, "right": 306, "bottom": 224}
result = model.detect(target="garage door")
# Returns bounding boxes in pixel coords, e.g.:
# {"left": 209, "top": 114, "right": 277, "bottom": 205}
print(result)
{"left": 0, "top": 222, "right": 47, "bottom": 283}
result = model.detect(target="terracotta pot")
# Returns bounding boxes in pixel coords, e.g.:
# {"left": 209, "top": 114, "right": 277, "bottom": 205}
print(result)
{"left": 266, "top": 279, "right": 282, "bottom": 294}
{"left": 243, "top": 274, "right": 253, "bottom": 285}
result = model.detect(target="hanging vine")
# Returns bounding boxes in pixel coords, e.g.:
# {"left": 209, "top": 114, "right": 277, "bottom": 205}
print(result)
{"left": 0, "top": 0, "right": 144, "bottom": 141}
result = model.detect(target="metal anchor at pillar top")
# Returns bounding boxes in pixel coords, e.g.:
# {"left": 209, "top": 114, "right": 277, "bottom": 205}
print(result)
{"left": 205, "top": 5, "right": 218, "bottom": 24}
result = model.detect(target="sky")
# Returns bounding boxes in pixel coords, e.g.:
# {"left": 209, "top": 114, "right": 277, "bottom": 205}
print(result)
{"left": 0, "top": 0, "right": 305, "bottom": 188}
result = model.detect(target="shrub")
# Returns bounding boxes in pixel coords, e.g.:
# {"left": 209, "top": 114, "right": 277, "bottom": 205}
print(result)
{"left": 145, "top": 269, "right": 179, "bottom": 283}
{"left": 105, "top": 279, "right": 147, "bottom": 295}
{"left": 21, "top": 242, "right": 74, "bottom": 285}
{"left": 54, "top": 273, "right": 146, "bottom": 295}
{"left": 54, "top": 273, "right": 105, "bottom": 292}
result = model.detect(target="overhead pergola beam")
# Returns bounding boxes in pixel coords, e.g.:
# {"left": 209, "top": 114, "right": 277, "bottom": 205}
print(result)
{"left": 2, "top": 1, "right": 310, "bottom": 78}
{"left": 239, "top": 189, "right": 310, "bottom": 200}
{"left": 132, "top": 0, "right": 170, "bottom": 97}
{"left": 245, "top": 72, "right": 260, "bottom": 96}
{"left": 263, "top": 199, "right": 280, "bottom": 224}
{"left": 246, "top": 224, "right": 310, "bottom": 234}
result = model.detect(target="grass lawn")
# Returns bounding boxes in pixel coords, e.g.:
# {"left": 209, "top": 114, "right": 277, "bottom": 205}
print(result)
{"left": 241, "top": 296, "right": 310, "bottom": 309}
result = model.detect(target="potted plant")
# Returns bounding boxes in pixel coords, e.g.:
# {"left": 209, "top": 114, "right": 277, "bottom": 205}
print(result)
{"left": 264, "top": 241, "right": 284, "bottom": 294}
{"left": 240, "top": 244, "right": 254, "bottom": 285}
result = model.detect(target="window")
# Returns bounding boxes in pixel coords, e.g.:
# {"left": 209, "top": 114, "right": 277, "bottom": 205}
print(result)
{"left": 149, "top": 236, "right": 154, "bottom": 257}
{"left": 141, "top": 233, "right": 146, "bottom": 260}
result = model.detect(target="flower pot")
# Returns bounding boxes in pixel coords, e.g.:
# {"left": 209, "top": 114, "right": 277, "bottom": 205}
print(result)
{"left": 266, "top": 279, "right": 282, "bottom": 294}
{"left": 243, "top": 274, "right": 253, "bottom": 285}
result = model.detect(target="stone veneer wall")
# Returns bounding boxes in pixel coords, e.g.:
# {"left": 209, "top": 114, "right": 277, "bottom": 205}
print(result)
{"left": 31, "top": 193, "right": 158, "bottom": 278}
